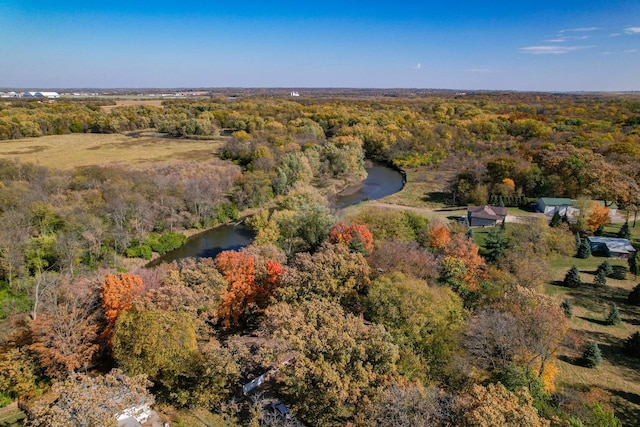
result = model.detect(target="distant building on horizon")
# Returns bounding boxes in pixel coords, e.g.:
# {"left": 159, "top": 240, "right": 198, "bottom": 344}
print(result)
{"left": 22, "top": 91, "right": 60, "bottom": 98}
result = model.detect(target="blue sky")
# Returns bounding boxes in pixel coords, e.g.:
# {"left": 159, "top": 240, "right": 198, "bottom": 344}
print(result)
{"left": 1, "top": 1, "right": 639, "bottom": 91}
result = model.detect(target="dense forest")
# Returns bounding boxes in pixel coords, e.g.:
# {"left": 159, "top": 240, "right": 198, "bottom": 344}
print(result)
{"left": 1, "top": 92, "right": 639, "bottom": 426}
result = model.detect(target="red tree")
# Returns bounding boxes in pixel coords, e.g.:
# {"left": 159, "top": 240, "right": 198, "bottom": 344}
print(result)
{"left": 329, "top": 222, "right": 374, "bottom": 255}
{"left": 215, "top": 251, "right": 283, "bottom": 327}
{"left": 101, "top": 274, "right": 145, "bottom": 334}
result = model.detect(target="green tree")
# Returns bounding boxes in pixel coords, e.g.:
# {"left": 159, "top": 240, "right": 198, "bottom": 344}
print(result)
{"left": 624, "top": 331, "right": 640, "bottom": 358}
{"left": 582, "top": 342, "right": 602, "bottom": 368}
{"left": 628, "top": 284, "right": 640, "bottom": 306}
{"left": 593, "top": 269, "right": 607, "bottom": 287}
{"left": 561, "top": 300, "right": 573, "bottom": 318}
{"left": 484, "top": 227, "right": 509, "bottom": 263}
{"left": 365, "top": 272, "right": 466, "bottom": 382}
{"left": 112, "top": 309, "right": 198, "bottom": 394}
{"left": 564, "top": 265, "right": 582, "bottom": 288}
{"left": 606, "top": 303, "right": 622, "bottom": 325}
{"left": 576, "top": 238, "right": 591, "bottom": 259}
{"left": 549, "top": 211, "right": 562, "bottom": 227}
{"left": 629, "top": 251, "right": 640, "bottom": 276}
{"left": 597, "top": 260, "right": 613, "bottom": 277}
{"left": 618, "top": 220, "right": 631, "bottom": 239}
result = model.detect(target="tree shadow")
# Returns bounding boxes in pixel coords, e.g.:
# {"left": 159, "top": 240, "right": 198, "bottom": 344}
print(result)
{"left": 423, "top": 191, "right": 450, "bottom": 205}
{"left": 608, "top": 388, "right": 640, "bottom": 427}
{"left": 577, "top": 316, "right": 610, "bottom": 326}
{"left": 558, "top": 354, "right": 582, "bottom": 367}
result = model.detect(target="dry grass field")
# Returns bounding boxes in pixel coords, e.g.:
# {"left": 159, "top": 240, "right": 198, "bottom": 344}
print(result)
{"left": 0, "top": 133, "right": 227, "bottom": 169}
{"left": 100, "top": 99, "right": 164, "bottom": 113}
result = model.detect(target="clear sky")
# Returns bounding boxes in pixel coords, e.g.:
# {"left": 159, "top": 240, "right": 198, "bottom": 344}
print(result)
{"left": 1, "top": 1, "right": 639, "bottom": 91}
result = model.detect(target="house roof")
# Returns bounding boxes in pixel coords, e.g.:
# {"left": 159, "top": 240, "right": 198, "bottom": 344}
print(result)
{"left": 468, "top": 205, "right": 507, "bottom": 220}
{"left": 538, "top": 197, "right": 573, "bottom": 206}
{"left": 587, "top": 237, "right": 636, "bottom": 254}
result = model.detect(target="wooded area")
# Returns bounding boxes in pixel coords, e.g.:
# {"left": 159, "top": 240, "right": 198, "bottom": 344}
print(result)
{"left": 1, "top": 92, "right": 639, "bottom": 426}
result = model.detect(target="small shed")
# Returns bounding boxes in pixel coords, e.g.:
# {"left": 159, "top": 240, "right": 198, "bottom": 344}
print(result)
{"left": 467, "top": 205, "right": 508, "bottom": 227}
{"left": 536, "top": 198, "right": 573, "bottom": 216}
{"left": 587, "top": 237, "right": 636, "bottom": 259}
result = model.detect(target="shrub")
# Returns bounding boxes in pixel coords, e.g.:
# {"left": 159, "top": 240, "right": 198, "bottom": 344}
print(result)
{"left": 564, "top": 265, "right": 582, "bottom": 288}
{"left": 582, "top": 341, "right": 602, "bottom": 368}
{"left": 147, "top": 232, "right": 187, "bottom": 255}
{"left": 606, "top": 303, "right": 622, "bottom": 325}
{"left": 126, "top": 244, "right": 152, "bottom": 260}
{"left": 628, "top": 284, "right": 640, "bottom": 306}
{"left": 624, "top": 331, "right": 640, "bottom": 358}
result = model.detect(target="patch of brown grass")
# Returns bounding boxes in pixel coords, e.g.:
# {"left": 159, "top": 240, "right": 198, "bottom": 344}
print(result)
{"left": 100, "top": 99, "right": 163, "bottom": 112}
{"left": 0, "top": 133, "right": 228, "bottom": 170}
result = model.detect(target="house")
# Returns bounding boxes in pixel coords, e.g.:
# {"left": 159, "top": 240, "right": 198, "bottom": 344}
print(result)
{"left": 467, "top": 205, "right": 508, "bottom": 227}
{"left": 587, "top": 237, "right": 636, "bottom": 259}
{"left": 116, "top": 404, "right": 152, "bottom": 427}
{"left": 536, "top": 198, "right": 574, "bottom": 216}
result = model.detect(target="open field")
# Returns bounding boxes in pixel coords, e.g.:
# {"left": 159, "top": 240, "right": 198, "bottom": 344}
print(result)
{"left": 100, "top": 99, "right": 164, "bottom": 112}
{"left": 0, "top": 133, "right": 227, "bottom": 170}
{"left": 380, "top": 165, "right": 456, "bottom": 208}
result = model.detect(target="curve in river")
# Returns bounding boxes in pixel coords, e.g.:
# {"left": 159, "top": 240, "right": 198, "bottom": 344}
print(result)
{"left": 149, "top": 162, "right": 404, "bottom": 265}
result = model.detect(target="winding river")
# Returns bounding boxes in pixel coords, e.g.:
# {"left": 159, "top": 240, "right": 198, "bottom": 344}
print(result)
{"left": 149, "top": 162, "right": 404, "bottom": 265}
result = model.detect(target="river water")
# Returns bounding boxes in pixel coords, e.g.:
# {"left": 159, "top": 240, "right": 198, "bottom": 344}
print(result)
{"left": 149, "top": 162, "right": 404, "bottom": 265}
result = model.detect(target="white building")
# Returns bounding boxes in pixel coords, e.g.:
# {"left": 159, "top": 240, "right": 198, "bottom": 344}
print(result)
{"left": 22, "top": 91, "right": 60, "bottom": 98}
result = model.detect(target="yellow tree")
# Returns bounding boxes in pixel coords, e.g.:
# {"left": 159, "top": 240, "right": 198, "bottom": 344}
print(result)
{"left": 587, "top": 203, "right": 610, "bottom": 232}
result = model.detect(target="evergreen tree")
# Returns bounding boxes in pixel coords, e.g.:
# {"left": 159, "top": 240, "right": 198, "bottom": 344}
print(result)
{"left": 484, "top": 227, "right": 508, "bottom": 263}
{"left": 597, "top": 260, "right": 613, "bottom": 277}
{"left": 628, "top": 284, "right": 640, "bottom": 306}
{"left": 561, "top": 300, "right": 573, "bottom": 318}
{"left": 498, "top": 196, "right": 505, "bottom": 207}
{"left": 606, "top": 303, "right": 622, "bottom": 325}
{"left": 624, "top": 331, "right": 640, "bottom": 358}
{"left": 465, "top": 227, "right": 475, "bottom": 240}
{"left": 576, "top": 238, "right": 591, "bottom": 259}
{"left": 593, "top": 269, "right": 607, "bottom": 287}
{"left": 618, "top": 220, "right": 631, "bottom": 239}
{"left": 564, "top": 265, "right": 582, "bottom": 288}
{"left": 562, "top": 211, "right": 569, "bottom": 223}
{"left": 550, "top": 211, "right": 561, "bottom": 227}
{"left": 582, "top": 341, "right": 602, "bottom": 368}
{"left": 629, "top": 251, "right": 640, "bottom": 276}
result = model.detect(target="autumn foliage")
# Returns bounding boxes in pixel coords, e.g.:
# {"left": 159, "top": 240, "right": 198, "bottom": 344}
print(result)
{"left": 216, "top": 250, "right": 283, "bottom": 327}
{"left": 587, "top": 203, "right": 611, "bottom": 232}
{"left": 101, "top": 273, "right": 146, "bottom": 331}
{"left": 428, "top": 224, "right": 451, "bottom": 250}
{"left": 329, "top": 222, "right": 374, "bottom": 255}
{"left": 444, "top": 234, "right": 486, "bottom": 291}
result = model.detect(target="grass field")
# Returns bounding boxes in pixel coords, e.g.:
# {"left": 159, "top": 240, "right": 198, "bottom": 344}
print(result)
{"left": 0, "top": 133, "right": 227, "bottom": 170}
{"left": 100, "top": 99, "right": 164, "bottom": 113}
